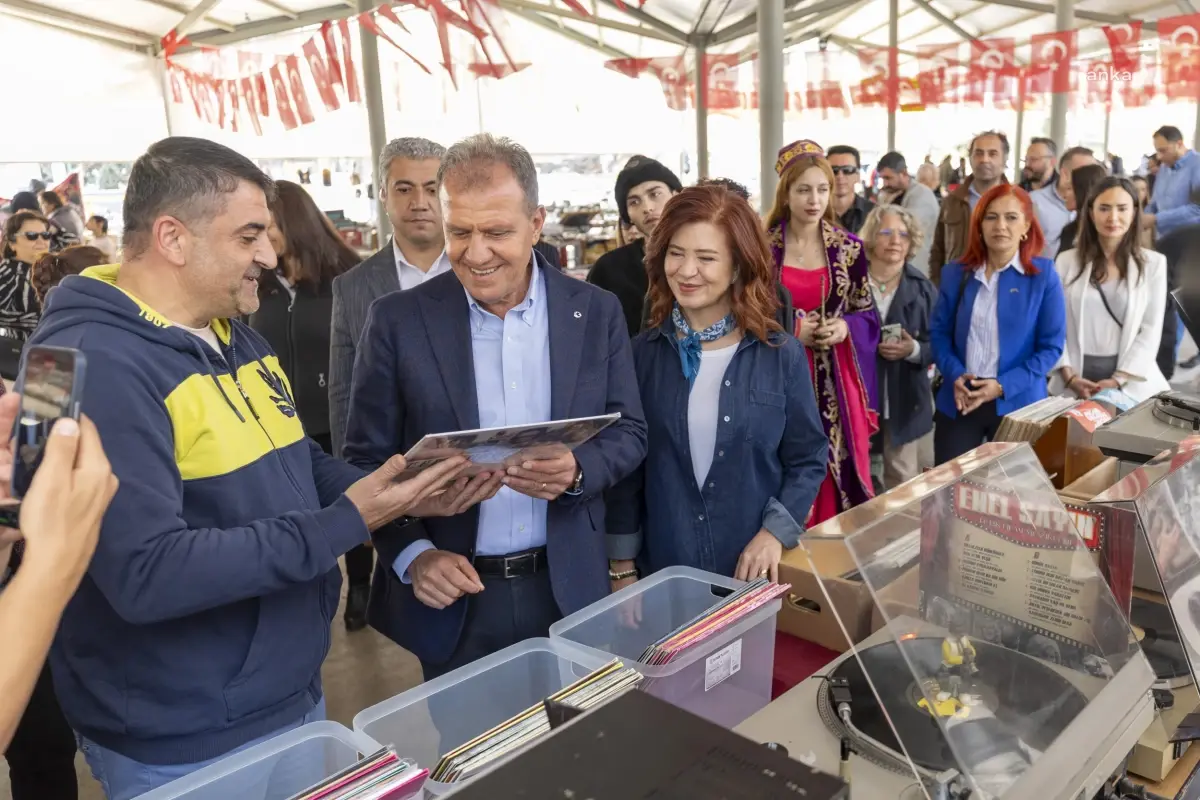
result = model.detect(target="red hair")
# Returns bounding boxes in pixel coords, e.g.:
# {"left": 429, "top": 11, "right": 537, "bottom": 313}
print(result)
{"left": 958, "top": 184, "right": 1045, "bottom": 274}
{"left": 645, "top": 184, "right": 782, "bottom": 343}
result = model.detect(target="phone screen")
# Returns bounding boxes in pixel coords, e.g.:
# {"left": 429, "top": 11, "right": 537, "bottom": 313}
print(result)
{"left": 12, "top": 347, "right": 82, "bottom": 498}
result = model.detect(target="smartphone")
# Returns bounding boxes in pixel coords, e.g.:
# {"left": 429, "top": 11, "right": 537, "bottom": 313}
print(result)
{"left": 880, "top": 323, "right": 902, "bottom": 344}
{"left": 11, "top": 346, "right": 86, "bottom": 499}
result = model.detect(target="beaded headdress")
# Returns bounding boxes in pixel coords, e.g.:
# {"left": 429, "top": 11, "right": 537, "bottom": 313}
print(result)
{"left": 775, "top": 139, "right": 826, "bottom": 176}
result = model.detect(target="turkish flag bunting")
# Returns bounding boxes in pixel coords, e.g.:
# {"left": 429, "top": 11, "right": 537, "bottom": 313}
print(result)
{"left": 358, "top": 12, "right": 431, "bottom": 76}
{"left": 1101, "top": 22, "right": 1142, "bottom": 74}
{"left": 225, "top": 80, "right": 240, "bottom": 132}
{"left": 285, "top": 55, "right": 316, "bottom": 125}
{"left": 1028, "top": 30, "right": 1077, "bottom": 94}
{"left": 240, "top": 77, "right": 264, "bottom": 135}
{"left": 605, "top": 58, "right": 652, "bottom": 78}
{"left": 806, "top": 51, "right": 848, "bottom": 117}
{"left": 467, "top": 62, "right": 530, "bottom": 78}
{"left": 269, "top": 63, "right": 299, "bottom": 130}
{"left": 705, "top": 54, "right": 739, "bottom": 111}
{"left": 337, "top": 19, "right": 362, "bottom": 102}
{"left": 966, "top": 38, "right": 1016, "bottom": 106}
{"left": 320, "top": 21, "right": 344, "bottom": 89}
{"left": 464, "top": 0, "right": 520, "bottom": 73}
{"left": 377, "top": 4, "right": 411, "bottom": 33}
{"left": 167, "top": 66, "right": 183, "bottom": 103}
{"left": 855, "top": 46, "right": 895, "bottom": 108}
{"left": 1120, "top": 52, "right": 1157, "bottom": 108}
{"left": 916, "top": 43, "right": 960, "bottom": 107}
{"left": 253, "top": 72, "right": 270, "bottom": 116}
{"left": 302, "top": 37, "right": 342, "bottom": 112}
{"left": 1085, "top": 60, "right": 1114, "bottom": 110}
{"left": 1158, "top": 14, "right": 1200, "bottom": 101}
{"left": 649, "top": 56, "right": 689, "bottom": 111}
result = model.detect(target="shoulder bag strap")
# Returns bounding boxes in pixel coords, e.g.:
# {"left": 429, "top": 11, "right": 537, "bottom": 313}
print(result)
{"left": 1092, "top": 280, "right": 1124, "bottom": 330}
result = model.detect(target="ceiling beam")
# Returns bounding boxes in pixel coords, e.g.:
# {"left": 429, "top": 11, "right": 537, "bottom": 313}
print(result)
{"left": 496, "top": 0, "right": 683, "bottom": 42}
{"left": 826, "top": 32, "right": 919, "bottom": 57}
{"left": 175, "top": 0, "right": 225, "bottom": 35}
{"left": 592, "top": 0, "right": 689, "bottom": 44}
{"left": 713, "top": 0, "right": 857, "bottom": 45}
{"left": 255, "top": 0, "right": 301, "bottom": 17}
{"left": 506, "top": 6, "right": 637, "bottom": 59}
{"left": 179, "top": 3, "right": 357, "bottom": 50}
{"left": 981, "top": 0, "right": 1146, "bottom": 26}
{"left": 0, "top": 0, "right": 156, "bottom": 44}
{"left": 139, "top": 0, "right": 236, "bottom": 31}
{"left": 0, "top": 7, "right": 153, "bottom": 52}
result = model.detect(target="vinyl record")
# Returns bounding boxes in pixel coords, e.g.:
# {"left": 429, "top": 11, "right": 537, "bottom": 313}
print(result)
{"left": 1131, "top": 596, "right": 1192, "bottom": 684}
{"left": 821, "top": 637, "right": 1088, "bottom": 778}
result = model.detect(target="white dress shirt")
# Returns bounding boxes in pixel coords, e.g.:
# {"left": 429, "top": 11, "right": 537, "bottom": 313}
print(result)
{"left": 965, "top": 256, "right": 1024, "bottom": 378}
{"left": 393, "top": 239, "right": 452, "bottom": 290}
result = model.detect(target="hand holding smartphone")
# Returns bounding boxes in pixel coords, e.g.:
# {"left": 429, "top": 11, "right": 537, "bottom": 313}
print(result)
{"left": 11, "top": 345, "right": 86, "bottom": 500}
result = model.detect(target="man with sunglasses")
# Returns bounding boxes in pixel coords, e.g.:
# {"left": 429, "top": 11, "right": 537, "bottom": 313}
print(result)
{"left": 827, "top": 145, "right": 875, "bottom": 235}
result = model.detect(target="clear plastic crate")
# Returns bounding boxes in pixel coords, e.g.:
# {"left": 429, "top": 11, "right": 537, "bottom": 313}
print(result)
{"left": 352, "top": 638, "right": 611, "bottom": 795}
{"left": 549, "top": 565, "right": 780, "bottom": 728}
{"left": 134, "top": 721, "right": 386, "bottom": 800}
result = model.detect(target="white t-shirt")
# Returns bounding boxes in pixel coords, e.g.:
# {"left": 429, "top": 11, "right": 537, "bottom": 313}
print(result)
{"left": 1082, "top": 279, "right": 1128, "bottom": 358}
{"left": 687, "top": 343, "right": 739, "bottom": 487}
{"left": 177, "top": 321, "right": 221, "bottom": 353}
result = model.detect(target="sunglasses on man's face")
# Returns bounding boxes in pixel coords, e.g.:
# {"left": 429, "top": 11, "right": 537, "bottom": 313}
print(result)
{"left": 20, "top": 232, "right": 52, "bottom": 242}
{"left": 830, "top": 165, "right": 858, "bottom": 176}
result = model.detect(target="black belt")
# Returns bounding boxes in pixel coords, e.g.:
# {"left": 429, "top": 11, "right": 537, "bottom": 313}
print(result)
{"left": 473, "top": 547, "right": 547, "bottom": 579}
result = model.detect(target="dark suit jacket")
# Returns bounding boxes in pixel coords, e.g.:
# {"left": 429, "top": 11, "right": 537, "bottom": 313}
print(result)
{"left": 329, "top": 245, "right": 399, "bottom": 456}
{"left": 876, "top": 264, "right": 936, "bottom": 446}
{"left": 342, "top": 254, "right": 648, "bottom": 666}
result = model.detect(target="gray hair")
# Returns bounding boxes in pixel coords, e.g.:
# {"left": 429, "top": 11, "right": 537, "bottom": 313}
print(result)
{"left": 123, "top": 136, "right": 275, "bottom": 259}
{"left": 437, "top": 134, "right": 539, "bottom": 213}
{"left": 378, "top": 137, "right": 446, "bottom": 187}
{"left": 860, "top": 203, "right": 925, "bottom": 261}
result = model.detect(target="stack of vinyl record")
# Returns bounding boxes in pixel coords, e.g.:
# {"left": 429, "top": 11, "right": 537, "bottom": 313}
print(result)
{"left": 994, "top": 395, "right": 1080, "bottom": 443}
{"left": 638, "top": 577, "right": 790, "bottom": 668}
{"left": 286, "top": 746, "right": 427, "bottom": 800}
{"left": 431, "top": 660, "right": 642, "bottom": 784}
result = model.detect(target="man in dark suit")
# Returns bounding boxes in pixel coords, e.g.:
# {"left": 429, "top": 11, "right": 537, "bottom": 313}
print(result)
{"left": 330, "top": 137, "right": 450, "bottom": 630}
{"left": 343, "top": 133, "right": 647, "bottom": 679}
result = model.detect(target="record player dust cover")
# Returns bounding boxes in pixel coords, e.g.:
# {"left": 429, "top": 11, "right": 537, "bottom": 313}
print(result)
{"left": 918, "top": 480, "right": 1128, "bottom": 671}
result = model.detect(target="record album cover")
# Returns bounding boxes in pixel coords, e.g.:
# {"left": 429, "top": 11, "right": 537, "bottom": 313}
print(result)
{"left": 918, "top": 480, "right": 1125, "bottom": 671}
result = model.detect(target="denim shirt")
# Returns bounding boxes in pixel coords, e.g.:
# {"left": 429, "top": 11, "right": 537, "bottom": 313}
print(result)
{"left": 606, "top": 324, "right": 828, "bottom": 578}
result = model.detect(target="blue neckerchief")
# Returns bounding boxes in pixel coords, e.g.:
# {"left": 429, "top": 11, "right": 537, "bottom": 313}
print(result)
{"left": 671, "top": 304, "right": 736, "bottom": 388}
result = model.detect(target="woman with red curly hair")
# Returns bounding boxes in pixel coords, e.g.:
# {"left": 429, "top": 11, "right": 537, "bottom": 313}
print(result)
{"left": 605, "top": 183, "right": 828, "bottom": 584}
{"left": 929, "top": 184, "right": 1066, "bottom": 463}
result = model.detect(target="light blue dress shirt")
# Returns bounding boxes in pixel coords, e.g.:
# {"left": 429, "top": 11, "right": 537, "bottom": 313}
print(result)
{"left": 1031, "top": 183, "right": 1072, "bottom": 259}
{"left": 1148, "top": 149, "right": 1200, "bottom": 239}
{"left": 968, "top": 181, "right": 982, "bottom": 213}
{"left": 393, "top": 263, "right": 552, "bottom": 582}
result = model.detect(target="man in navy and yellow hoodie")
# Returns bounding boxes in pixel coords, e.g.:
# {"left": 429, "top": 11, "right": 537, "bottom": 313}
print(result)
{"left": 25, "top": 137, "right": 467, "bottom": 800}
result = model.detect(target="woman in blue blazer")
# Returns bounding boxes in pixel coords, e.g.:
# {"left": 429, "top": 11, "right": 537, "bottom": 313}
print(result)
{"left": 929, "top": 184, "right": 1066, "bottom": 464}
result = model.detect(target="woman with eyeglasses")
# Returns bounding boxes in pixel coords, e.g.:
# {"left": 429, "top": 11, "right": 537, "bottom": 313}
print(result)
{"left": 766, "top": 139, "right": 880, "bottom": 525}
{"left": 1051, "top": 177, "right": 1169, "bottom": 402}
{"left": 862, "top": 204, "right": 936, "bottom": 489}
{"left": 929, "top": 185, "right": 1066, "bottom": 463}
{"left": 0, "top": 211, "right": 50, "bottom": 340}
{"left": 606, "top": 183, "right": 827, "bottom": 584}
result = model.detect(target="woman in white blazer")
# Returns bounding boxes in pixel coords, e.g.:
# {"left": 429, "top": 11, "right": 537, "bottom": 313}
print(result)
{"left": 1050, "top": 176, "right": 1169, "bottom": 403}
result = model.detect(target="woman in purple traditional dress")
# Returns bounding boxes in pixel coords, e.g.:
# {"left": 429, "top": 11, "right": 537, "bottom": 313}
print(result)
{"left": 766, "top": 140, "right": 880, "bottom": 525}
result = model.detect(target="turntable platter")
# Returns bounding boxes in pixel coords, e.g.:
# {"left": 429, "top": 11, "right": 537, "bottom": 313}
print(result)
{"left": 820, "top": 638, "right": 1089, "bottom": 778}
{"left": 1152, "top": 392, "right": 1200, "bottom": 432}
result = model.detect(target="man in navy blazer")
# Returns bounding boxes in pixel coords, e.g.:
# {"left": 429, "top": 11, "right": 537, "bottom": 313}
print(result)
{"left": 343, "top": 133, "right": 647, "bottom": 678}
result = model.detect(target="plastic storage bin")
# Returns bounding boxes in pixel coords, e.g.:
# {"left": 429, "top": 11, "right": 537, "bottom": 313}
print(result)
{"left": 353, "top": 638, "right": 610, "bottom": 795}
{"left": 549, "top": 565, "right": 780, "bottom": 729}
{"left": 134, "top": 721, "right": 385, "bottom": 800}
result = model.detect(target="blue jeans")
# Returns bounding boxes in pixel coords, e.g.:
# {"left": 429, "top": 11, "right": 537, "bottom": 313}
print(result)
{"left": 79, "top": 697, "right": 326, "bottom": 800}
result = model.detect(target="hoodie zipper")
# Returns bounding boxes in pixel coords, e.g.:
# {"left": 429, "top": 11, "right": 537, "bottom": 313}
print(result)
{"left": 226, "top": 338, "right": 310, "bottom": 506}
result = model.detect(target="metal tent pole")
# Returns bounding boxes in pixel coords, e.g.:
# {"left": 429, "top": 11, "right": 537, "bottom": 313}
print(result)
{"left": 695, "top": 37, "right": 710, "bottom": 180}
{"left": 886, "top": 0, "right": 898, "bottom": 152}
{"left": 757, "top": 0, "right": 784, "bottom": 212}
{"left": 1048, "top": 0, "right": 1072, "bottom": 148}
{"left": 358, "top": 0, "right": 391, "bottom": 243}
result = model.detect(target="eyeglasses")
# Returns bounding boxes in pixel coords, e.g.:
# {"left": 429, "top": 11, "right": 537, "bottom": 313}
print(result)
{"left": 878, "top": 228, "right": 910, "bottom": 239}
{"left": 830, "top": 166, "right": 859, "bottom": 176}
{"left": 19, "top": 232, "right": 52, "bottom": 242}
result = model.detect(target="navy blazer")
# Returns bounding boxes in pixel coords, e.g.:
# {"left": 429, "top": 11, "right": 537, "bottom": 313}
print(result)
{"left": 342, "top": 255, "right": 647, "bottom": 666}
{"left": 929, "top": 257, "right": 1066, "bottom": 418}
{"left": 877, "top": 264, "right": 937, "bottom": 446}
{"left": 606, "top": 324, "right": 827, "bottom": 578}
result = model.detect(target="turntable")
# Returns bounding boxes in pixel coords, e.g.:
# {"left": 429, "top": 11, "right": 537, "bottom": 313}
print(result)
{"left": 737, "top": 443, "right": 1157, "bottom": 799}
{"left": 1094, "top": 391, "right": 1200, "bottom": 470}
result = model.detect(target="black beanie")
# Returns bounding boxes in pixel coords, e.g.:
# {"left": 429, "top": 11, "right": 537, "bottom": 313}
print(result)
{"left": 614, "top": 156, "right": 682, "bottom": 226}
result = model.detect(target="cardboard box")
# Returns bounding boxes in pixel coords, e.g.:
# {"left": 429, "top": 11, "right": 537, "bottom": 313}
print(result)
{"left": 870, "top": 565, "right": 921, "bottom": 636}
{"left": 1058, "top": 457, "right": 1119, "bottom": 503}
{"left": 1129, "top": 683, "right": 1199, "bottom": 782}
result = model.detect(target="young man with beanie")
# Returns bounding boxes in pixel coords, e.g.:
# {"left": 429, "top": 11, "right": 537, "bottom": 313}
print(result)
{"left": 588, "top": 155, "right": 682, "bottom": 336}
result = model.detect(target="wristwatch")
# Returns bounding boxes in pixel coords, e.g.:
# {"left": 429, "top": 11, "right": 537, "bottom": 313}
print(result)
{"left": 564, "top": 466, "right": 585, "bottom": 496}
